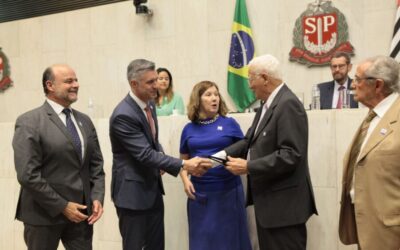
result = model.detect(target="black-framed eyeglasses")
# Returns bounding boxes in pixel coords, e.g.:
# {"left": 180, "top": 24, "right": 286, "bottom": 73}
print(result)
{"left": 330, "top": 64, "right": 348, "bottom": 70}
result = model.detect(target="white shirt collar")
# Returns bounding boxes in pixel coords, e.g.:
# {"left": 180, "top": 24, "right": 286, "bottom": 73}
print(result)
{"left": 46, "top": 98, "right": 69, "bottom": 115}
{"left": 372, "top": 92, "right": 399, "bottom": 118}
{"left": 265, "top": 82, "right": 285, "bottom": 108}
{"left": 334, "top": 78, "right": 348, "bottom": 91}
{"left": 129, "top": 90, "right": 147, "bottom": 110}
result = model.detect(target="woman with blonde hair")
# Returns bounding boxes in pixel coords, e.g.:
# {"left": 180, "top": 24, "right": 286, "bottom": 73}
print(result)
{"left": 179, "top": 81, "right": 251, "bottom": 250}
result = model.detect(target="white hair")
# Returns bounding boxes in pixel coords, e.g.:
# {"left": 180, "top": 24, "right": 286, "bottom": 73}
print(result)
{"left": 249, "top": 54, "right": 282, "bottom": 80}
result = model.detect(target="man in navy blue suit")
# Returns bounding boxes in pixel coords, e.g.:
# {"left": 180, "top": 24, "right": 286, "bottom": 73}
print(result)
{"left": 317, "top": 52, "right": 358, "bottom": 109}
{"left": 109, "top": 59, "right": 212, "bottom": 250}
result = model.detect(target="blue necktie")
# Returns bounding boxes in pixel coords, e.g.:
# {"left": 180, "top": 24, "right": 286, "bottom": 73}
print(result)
{"left": 62, "top": 108, "right": 82, "bottom": 160}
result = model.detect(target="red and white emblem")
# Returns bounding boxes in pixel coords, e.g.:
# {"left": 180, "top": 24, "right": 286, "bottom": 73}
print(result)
{"left": 0, "top": 47, "right": 12, "bottom": 91}
{"left": 289, "top": 0, "right": 354, "bottom": 66}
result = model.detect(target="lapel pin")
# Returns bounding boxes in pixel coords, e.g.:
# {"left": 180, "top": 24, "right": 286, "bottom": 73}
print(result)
{"left": 380, "top": 128, "right": 387, "bottom": 135}
{"left": 263, "top": 131, "right": 266, "bottom": 136}
{"left": 217, "top": 126, "right": 223, "bottom": 131}
{"left": 79, "top": 121, "right": 83, "bottom": 127}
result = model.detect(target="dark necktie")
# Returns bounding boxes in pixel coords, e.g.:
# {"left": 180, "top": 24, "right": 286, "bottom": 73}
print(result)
{"left": 145, "top": 105, "right": 156, "bottom": 140}
{"left": 345, "top": 110, "right": 377, "bottom": 193}
{"left": 336, "top": 85, "right": 345, "bottom": 109}
{"left": 62, "top": 108, "right": 82, "bottom": 159}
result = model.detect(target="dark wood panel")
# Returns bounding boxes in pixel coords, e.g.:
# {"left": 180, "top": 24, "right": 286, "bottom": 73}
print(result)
{"left": 0, "top": 0, "right": 129, "bottom": 23}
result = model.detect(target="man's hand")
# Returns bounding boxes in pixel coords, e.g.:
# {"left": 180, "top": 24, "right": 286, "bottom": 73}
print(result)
{"left": 225, "top": 156, "right": 248, "bottom": 175}
{"left": 183, "top": 157, "right": 212, "bottom": 177}
{"left": 62, "top": 201, "right": 88, "bottom": 223}
{"left": 88, "top": 200, "right": 104, "bottom": 225}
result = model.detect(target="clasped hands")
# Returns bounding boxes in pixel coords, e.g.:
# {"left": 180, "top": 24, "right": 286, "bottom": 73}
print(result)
{"left": 62, "top": 200, "right": 103, "bottom": 225}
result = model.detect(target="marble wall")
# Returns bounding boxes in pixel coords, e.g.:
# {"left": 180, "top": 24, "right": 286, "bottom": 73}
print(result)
{"left": 0, "top": 110, "right": 368, "bottom": 250}
{"left": 0, "top": 0, "right": 396, "bottom": 122}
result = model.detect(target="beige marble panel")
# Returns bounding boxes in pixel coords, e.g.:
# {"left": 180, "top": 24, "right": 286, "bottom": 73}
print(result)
{"left": 65, "top": 8, "right": 92, "bottom": 51}
{"left": 19, "top": 18, "right": 43, "bottom": 57}
{"left": 89, "top": 4, "right": 118, "bottom": 47}
{"left": 307, "top": 187, "right": 337, "bottom": 250}
{"left": 174, "top": 0, "right": 208, "bottom": 79}
{"left": 0, "top": 178, "right": 18, "bottom": 250}
{"left": 164, "top": 182, "right": 189, "bottom": 250}
{"left": 307, "top": 110, "right": 337, "bottom": 188}
{"left": 97, "top": 240, "right": 122, "bottom": 250}
{"left": 0, "top": 123, "right": 16, "bottom": 178}
{"left": 0, "top": 21, "right": 20, "bottom": 57}
{"left": 41, "top": 14, "right": 66, "bottom": 53}
{"left": 207, "top": 0, "right": 235, "bottom": 32}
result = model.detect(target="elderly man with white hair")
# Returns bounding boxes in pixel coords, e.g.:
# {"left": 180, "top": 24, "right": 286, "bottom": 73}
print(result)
{"left": 339, "top": 55, "right": 400, "bottom": 250}
{"left": 223, "top": 54, "right": 318, "bottom": 250}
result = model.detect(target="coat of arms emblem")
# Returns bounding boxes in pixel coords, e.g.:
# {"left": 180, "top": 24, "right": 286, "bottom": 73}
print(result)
{"left": 289, "top": 0, "right": 354, "bottom": 66}
{"left": 0, "top": 47, "right": 12, "bottom": 91}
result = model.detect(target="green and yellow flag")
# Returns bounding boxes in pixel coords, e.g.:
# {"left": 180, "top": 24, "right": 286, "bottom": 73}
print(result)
{"left": 227, "top": 0, "right": 256, "bottom": 112}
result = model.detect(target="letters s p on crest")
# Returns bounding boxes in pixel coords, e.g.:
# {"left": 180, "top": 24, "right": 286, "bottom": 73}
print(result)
{"left": 289, "top": 0, "right": 354, "bottom": 66}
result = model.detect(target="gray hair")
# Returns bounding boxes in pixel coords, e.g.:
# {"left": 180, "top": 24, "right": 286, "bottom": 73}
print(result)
{"left": 127, "top": 59, "right": 155, "bottom": 82}
{"left": 363, "top": 56, "right": 400, "bottom": 94}
{"left": 248, "top": 54, "right": 283, "bottom": 81}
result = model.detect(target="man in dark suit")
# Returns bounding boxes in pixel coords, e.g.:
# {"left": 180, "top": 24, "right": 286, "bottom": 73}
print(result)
{"left": 13, "top": 64, "right": 105, "bottom": 250}
{"left": 318, "top": 52, "right": 358, "bottom": 109}
{"left": 224, "top": 54, "right": 318, "bottom": 250}
{"left": 109, "top": 59, "right": 212, "bottom": 250}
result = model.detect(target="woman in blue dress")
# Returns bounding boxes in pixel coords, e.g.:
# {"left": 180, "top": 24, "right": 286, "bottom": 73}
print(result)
{"left": 179, "top": 80, "right": 251, "bottom": 250}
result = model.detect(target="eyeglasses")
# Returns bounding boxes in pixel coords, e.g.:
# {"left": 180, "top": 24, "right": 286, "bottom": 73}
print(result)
{"left": 248, "top": 74, "right": 262, "bottom": 82}
{"left": 353, "top": 76, "right": 376, "bottom": 84}
{"left": 330, "top": 64, "right": 348, "bottom": 70}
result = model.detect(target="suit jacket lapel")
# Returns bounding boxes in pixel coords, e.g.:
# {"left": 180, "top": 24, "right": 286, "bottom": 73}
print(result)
{"left": 357, "top": 97, "right": 400, "bottom": 163}
{"left": 44, "top": 102, "right": 83, "bottom": 165}
{"left": 125, "top": 95, "right": 157, "bottom": 145}
{"left": 251, "top": 85, "right": 287, "bottom": 142}
{"left": 326, "top": 81, "right": 334, "bottom": 107}
{"left": 73, "top": 110, "right": 88, "bottom": 164}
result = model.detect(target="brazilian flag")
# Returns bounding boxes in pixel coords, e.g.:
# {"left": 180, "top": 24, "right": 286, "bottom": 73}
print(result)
{"left": 227, "top": 0, "right": 255, "bottom": 112}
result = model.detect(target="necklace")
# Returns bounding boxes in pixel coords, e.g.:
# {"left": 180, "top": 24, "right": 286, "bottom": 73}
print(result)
{"left": 198, "top": 114, "right": 219, "bottom": 125}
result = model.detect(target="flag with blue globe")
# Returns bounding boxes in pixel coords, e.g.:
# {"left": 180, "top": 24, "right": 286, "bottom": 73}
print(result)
{"left": 228, "top": 0, "right": 256, "bottom": 112}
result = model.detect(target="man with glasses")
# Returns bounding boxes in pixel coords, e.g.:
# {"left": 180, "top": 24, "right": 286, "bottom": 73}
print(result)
{"left": 317, "top": 52, "right": 358, "bottom": 109}
{"left": 339, "top": 56, "right": 400, "bottom": 249}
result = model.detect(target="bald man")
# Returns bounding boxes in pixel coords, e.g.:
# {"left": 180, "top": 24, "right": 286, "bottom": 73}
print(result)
{"left": 13, "top": 64, "right": 105, "bottom": 250}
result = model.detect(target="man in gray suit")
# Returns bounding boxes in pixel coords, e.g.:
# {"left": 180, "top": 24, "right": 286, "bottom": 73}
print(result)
{"left": 110, "top": 59, "right": 212, "bottom": 250}
{"left": 225, "top": 54, "right": 317, "bottom": 250}
{"left": 13, "top": 64, "right": 105, "bottom": 250}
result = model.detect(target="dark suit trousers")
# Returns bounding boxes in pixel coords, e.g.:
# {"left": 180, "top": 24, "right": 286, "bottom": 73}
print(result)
{"left": 23, "top": 221, "right": 93, "bottom": 250}
{"left": 116, "top": 194, "right": 164, "bottom": 250}
{"left": 256, "top": 219, "right": 307, "bottom": 250}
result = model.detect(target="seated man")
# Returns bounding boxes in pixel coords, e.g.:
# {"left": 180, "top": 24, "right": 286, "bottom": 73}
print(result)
{"left": 317, "top": 52, "right": 358, "bottom": 109}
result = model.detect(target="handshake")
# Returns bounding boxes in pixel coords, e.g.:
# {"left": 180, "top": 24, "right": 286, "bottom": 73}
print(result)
{"left": 182, "top": 151, "right": 248, "bottom": 176}
{"left": 183, "top": 151, "right": 236, "bottom": 177}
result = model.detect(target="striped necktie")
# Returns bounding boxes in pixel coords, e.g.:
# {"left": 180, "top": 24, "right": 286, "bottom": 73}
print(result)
{"left": 145, "top": 105, "right": 156, "bottom": 141}
{"left": 336, "top": 85, "right": 345, "bottom": 109}
{"left": 345, "top": 110, "right": 377, "bottom": 193}
{"left": 62, "top": 108, "right": 82, "bottom": 159}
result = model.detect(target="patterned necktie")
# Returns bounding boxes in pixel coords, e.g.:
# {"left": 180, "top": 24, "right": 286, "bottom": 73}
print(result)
{"left": 336, "top": 85, "right": 346, "bottom": 109}
{"left": 345, "top": 110, "right": 377, "bottom": 193}
{"left": 62, "top": 108, "right": 82, "bottom": 159}
{"left": 144, "top": 105, "right": 156, "bottom": 140}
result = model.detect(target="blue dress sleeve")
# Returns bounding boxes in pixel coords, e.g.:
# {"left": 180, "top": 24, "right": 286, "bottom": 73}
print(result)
{"left": 227, "top": 117, "right": 244, "bottom": 142}
{"left": 179, "top": 123, "right": 190, "bottom": 154}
